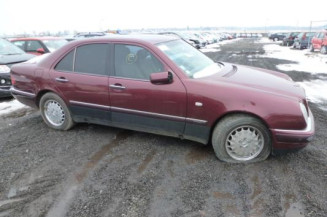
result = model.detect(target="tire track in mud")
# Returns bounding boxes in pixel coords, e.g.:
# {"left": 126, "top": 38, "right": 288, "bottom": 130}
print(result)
{"left": 45, "top": 130, "right": 130, "bottom": 217}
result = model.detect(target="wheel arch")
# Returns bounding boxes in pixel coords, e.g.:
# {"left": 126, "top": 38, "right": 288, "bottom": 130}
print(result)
{"left": 35, "top": 89, "right": 54, "bottom": 108}
{"left": 208, "top": 111, "right": 272, "bottom": 144}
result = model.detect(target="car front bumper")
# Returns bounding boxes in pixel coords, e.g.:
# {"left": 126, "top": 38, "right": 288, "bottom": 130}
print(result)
{"left": 0, "top": 73, "right": 12, "bottom": 98}
{"left": 270, "top": 108, "right": 315, "bottom": 154}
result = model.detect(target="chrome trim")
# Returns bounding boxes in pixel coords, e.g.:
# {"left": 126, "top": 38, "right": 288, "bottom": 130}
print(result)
{"left": 69, "top": 100, "right": 110, "bottom": 110}
{"left": 186, "top": 118, "right": 208, "bottom": 125}
{"left": 109, "top": 76, "right": 149, "bottom": 82}
{"left": 69, "top": 101, "right": 208, "bottom": 125}
{"left": 55, "top": 77, "right": 69, "bottom": 83}
{"left": 72, "top": 48, "right": 76, "bottom": 72}
{"left": 111, "top": 106, "right": 186, "bottom": 121}
{"left": 109, "top": 84, "right": 126, "bottom": 90}
{"left": 10, "top": 86, "right": 36, "bottom": 97}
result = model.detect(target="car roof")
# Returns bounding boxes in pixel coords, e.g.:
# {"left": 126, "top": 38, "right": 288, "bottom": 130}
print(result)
{"left": 68, "top": 34, "right": 178, "bottom": 45}
{"left": 10, "top": 37, "right": 65, "bottom": 41}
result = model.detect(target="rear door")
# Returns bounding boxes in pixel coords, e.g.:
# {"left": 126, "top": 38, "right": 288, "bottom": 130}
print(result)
{"left": 109, "top": 43, "right": 187, "bottom": 137}
{"left": 50, "top": 43, "right": 111, "bottom": 124}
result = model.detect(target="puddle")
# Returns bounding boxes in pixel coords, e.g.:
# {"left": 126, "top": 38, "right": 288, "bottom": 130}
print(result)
{"left": 212, "top": 191, "right": 234, "bottom": 199}
{"left": 185, "top": 146, "right": 211, "bottom": 164}
{"left": 137, "top": 149, "right": 156, "bottom": 174}
{"left": 285, "top": 202, "right": 305, "bottom": 217}
{"left": 75, "top": 130, "right": 129, "bottom": 182}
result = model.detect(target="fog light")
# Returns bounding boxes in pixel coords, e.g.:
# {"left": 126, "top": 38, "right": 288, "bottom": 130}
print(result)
{"left": 0, "top": 79, "right": 5, "bottom": 84}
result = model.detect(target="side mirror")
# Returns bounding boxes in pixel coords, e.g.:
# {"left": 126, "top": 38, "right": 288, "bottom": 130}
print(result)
{"left": 150, "top": 71, "right": 173, "bottom": 84}
{"left": 36, "top": 48, "right": 45, "bottom": 54}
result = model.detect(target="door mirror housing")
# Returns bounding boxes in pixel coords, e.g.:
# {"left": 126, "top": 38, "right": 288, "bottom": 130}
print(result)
{"left": 36, "top": 48, "right": 45, "bottom": 54}
{"left": 150, "top": 71, "right": 173, "bottom": 84}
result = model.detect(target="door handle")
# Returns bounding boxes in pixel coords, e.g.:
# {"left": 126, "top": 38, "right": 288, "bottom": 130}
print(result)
{"left": 55, "top": 77, "right": 69, "bottom": 83}
{"left": 109, "top": 84, "right": 126, "bottom": 90}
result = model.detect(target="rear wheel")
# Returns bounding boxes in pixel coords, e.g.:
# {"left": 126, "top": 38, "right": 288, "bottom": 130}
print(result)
{"left": 40, "top": 92, "right": 74, "bottom": 130}
{"left": 320, "top": 46, "right": 327, "bottom": 54}
{"left": 212, "top": 114, "right": 271, "bottom": 163}
{"left": 309, "top": 45, "right": 314, "bottom": 52}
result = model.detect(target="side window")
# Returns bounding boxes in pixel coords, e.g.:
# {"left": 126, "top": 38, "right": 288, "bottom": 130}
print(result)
{"left": 12, "top": 41, "right": 25, "bottom": 50}
{"left": 114, "top": 44, "right": 164, "bottom": 80}
{"left": 26, "top": 40, "right": 43, "bottom": 52}
{"left": 74, "top": 44, "right": 108, "bottom": 75}
{"left": 55, "top": 50, "right": 74, "bottom": 72}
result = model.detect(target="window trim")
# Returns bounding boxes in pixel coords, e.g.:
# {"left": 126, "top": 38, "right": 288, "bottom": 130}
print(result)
{"left": 53, "top": 43, "right": 112, "bottom": 77}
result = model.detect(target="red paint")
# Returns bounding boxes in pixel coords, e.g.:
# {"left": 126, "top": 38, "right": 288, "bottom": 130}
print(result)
{"left": 10, "top": 35, "right": 314, "bottom": 151}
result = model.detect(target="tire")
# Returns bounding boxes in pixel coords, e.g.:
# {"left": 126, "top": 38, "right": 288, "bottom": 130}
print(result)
{"left": 320, "top": 46, "right": 327, "bottom": 54}
{"left": 40, "top": 92, "right": 74, "bottom": 130}
{"left": 211, "top": 114, "right": 271, "bottom": 163}
{"left": 309, "top": 45, "right": 314, "bottom": 52}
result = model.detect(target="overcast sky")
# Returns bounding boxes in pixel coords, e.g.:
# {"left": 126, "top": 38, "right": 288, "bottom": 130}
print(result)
{"left": 1, "top": 0, "right": 327, "bottom": 35}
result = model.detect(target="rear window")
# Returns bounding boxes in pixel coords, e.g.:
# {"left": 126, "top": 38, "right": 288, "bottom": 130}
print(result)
{"left": 55, "top": 50, "right": 74, "bottom": 72}
{"left": 74, "top": 44, "right": 108, "bottom": 76}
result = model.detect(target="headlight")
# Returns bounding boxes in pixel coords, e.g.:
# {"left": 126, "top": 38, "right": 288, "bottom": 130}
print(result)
{"left": 0, "top": 65, "right": 10, "bottom": 73}
{"left": 299, "top": 102, "right": 308, "bottom": 124}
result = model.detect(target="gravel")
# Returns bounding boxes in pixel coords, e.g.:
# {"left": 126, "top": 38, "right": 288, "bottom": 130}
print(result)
{"left": 0, "top": 38, "right": 326, "bottom": 217}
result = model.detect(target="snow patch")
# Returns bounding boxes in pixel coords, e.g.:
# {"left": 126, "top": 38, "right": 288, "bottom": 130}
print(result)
{"left": 259, "top": 44, "right": 327, "bottom": 74}
{"left": 0, "top": 99, "right": 27, "bottom": 116}
{"left": 297, "top": 80, "right": 327, "bottom": 105}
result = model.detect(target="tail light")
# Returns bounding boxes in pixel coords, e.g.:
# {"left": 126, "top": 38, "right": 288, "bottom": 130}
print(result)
{"left": 11, "top": 75, "right": 16, "bottom": 85}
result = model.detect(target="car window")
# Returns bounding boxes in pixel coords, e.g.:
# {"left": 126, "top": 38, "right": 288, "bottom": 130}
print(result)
{"left": 55, "top": 50, "right": 74, "bottom": 72}
{"left": 318, "top": 33, "right": 324, "bottom": 39}
{"left": 12, "top": 41, "right": 25, "bottom": 50}
{"left": 26, "top": 40, "right": 43, "bottom": 52}
{"left": 74, "top": 44, "right": 108, "bottom": 76}
{"left": 114, "top": 44, "right": 164, "bottom": 80}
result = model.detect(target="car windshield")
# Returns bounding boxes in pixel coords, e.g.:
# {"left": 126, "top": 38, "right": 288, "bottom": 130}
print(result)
{"left": 42, "top": 39, "right": 68, "bottom": 52}
{"left": 157, "top": 39, "right": 222, "bottom": 79}
{"left": 0, "top": 38, "right": 25, "bottom": 55}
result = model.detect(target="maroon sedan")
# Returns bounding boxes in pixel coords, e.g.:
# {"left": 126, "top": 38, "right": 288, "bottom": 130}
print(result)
{"left": 10, "top": 35, "right": 314, "bottom": 163}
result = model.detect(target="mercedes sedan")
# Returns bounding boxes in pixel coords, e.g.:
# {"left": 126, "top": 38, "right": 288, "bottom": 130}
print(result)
{"left": 10, "top": 35, "right": 315, "bottom": 163}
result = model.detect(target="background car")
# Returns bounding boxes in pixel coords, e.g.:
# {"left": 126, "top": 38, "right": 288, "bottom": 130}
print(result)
{"left": 74, "top": 32, "right": 106, "bottom": 38}
{"left": 0, "top": 38, "right": 35, "bottom": 97}
{"left": 293, "top": 32, "right": 316, "bottom": 49}
{"left": 269, "top": 32, "right": 287, "bottom": 41}
{"left": 159, "top": 32, "right": 203, "bottom": 49}
{"left": 10, "top": 37, "right": 68, "bottom": 55}
{"left": 282, "top": 32, "right": 300, "bottom": 46}
{"left": 310, "top": 30, "right": 327, "bottom": 54}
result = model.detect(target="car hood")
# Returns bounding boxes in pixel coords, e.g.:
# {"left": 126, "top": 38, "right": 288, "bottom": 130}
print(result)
{"left": 203, "top": 63, "right": 305, "bottom": 100}
{"left": 0, "top": 53, "right": 35, "bottom": 66}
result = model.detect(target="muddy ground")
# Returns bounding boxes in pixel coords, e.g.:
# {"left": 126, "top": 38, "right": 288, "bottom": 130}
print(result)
{"left": 0, "top": 39, "right": 326, "bottom": 217}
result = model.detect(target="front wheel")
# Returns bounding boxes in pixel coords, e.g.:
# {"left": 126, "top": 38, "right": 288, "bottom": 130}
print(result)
{"left": 40, "top": 92, "right": 74, "bottom": 130}
{"left": 212, "top": 114, "right": 271, "bottom": 163}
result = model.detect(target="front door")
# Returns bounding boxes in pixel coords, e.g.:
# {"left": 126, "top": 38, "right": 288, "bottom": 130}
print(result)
{"left": 50, "top": 43, "right": 111, "bottom": 124}
{"left": 109, "top": 43, "right": 187, "bottom": 137}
